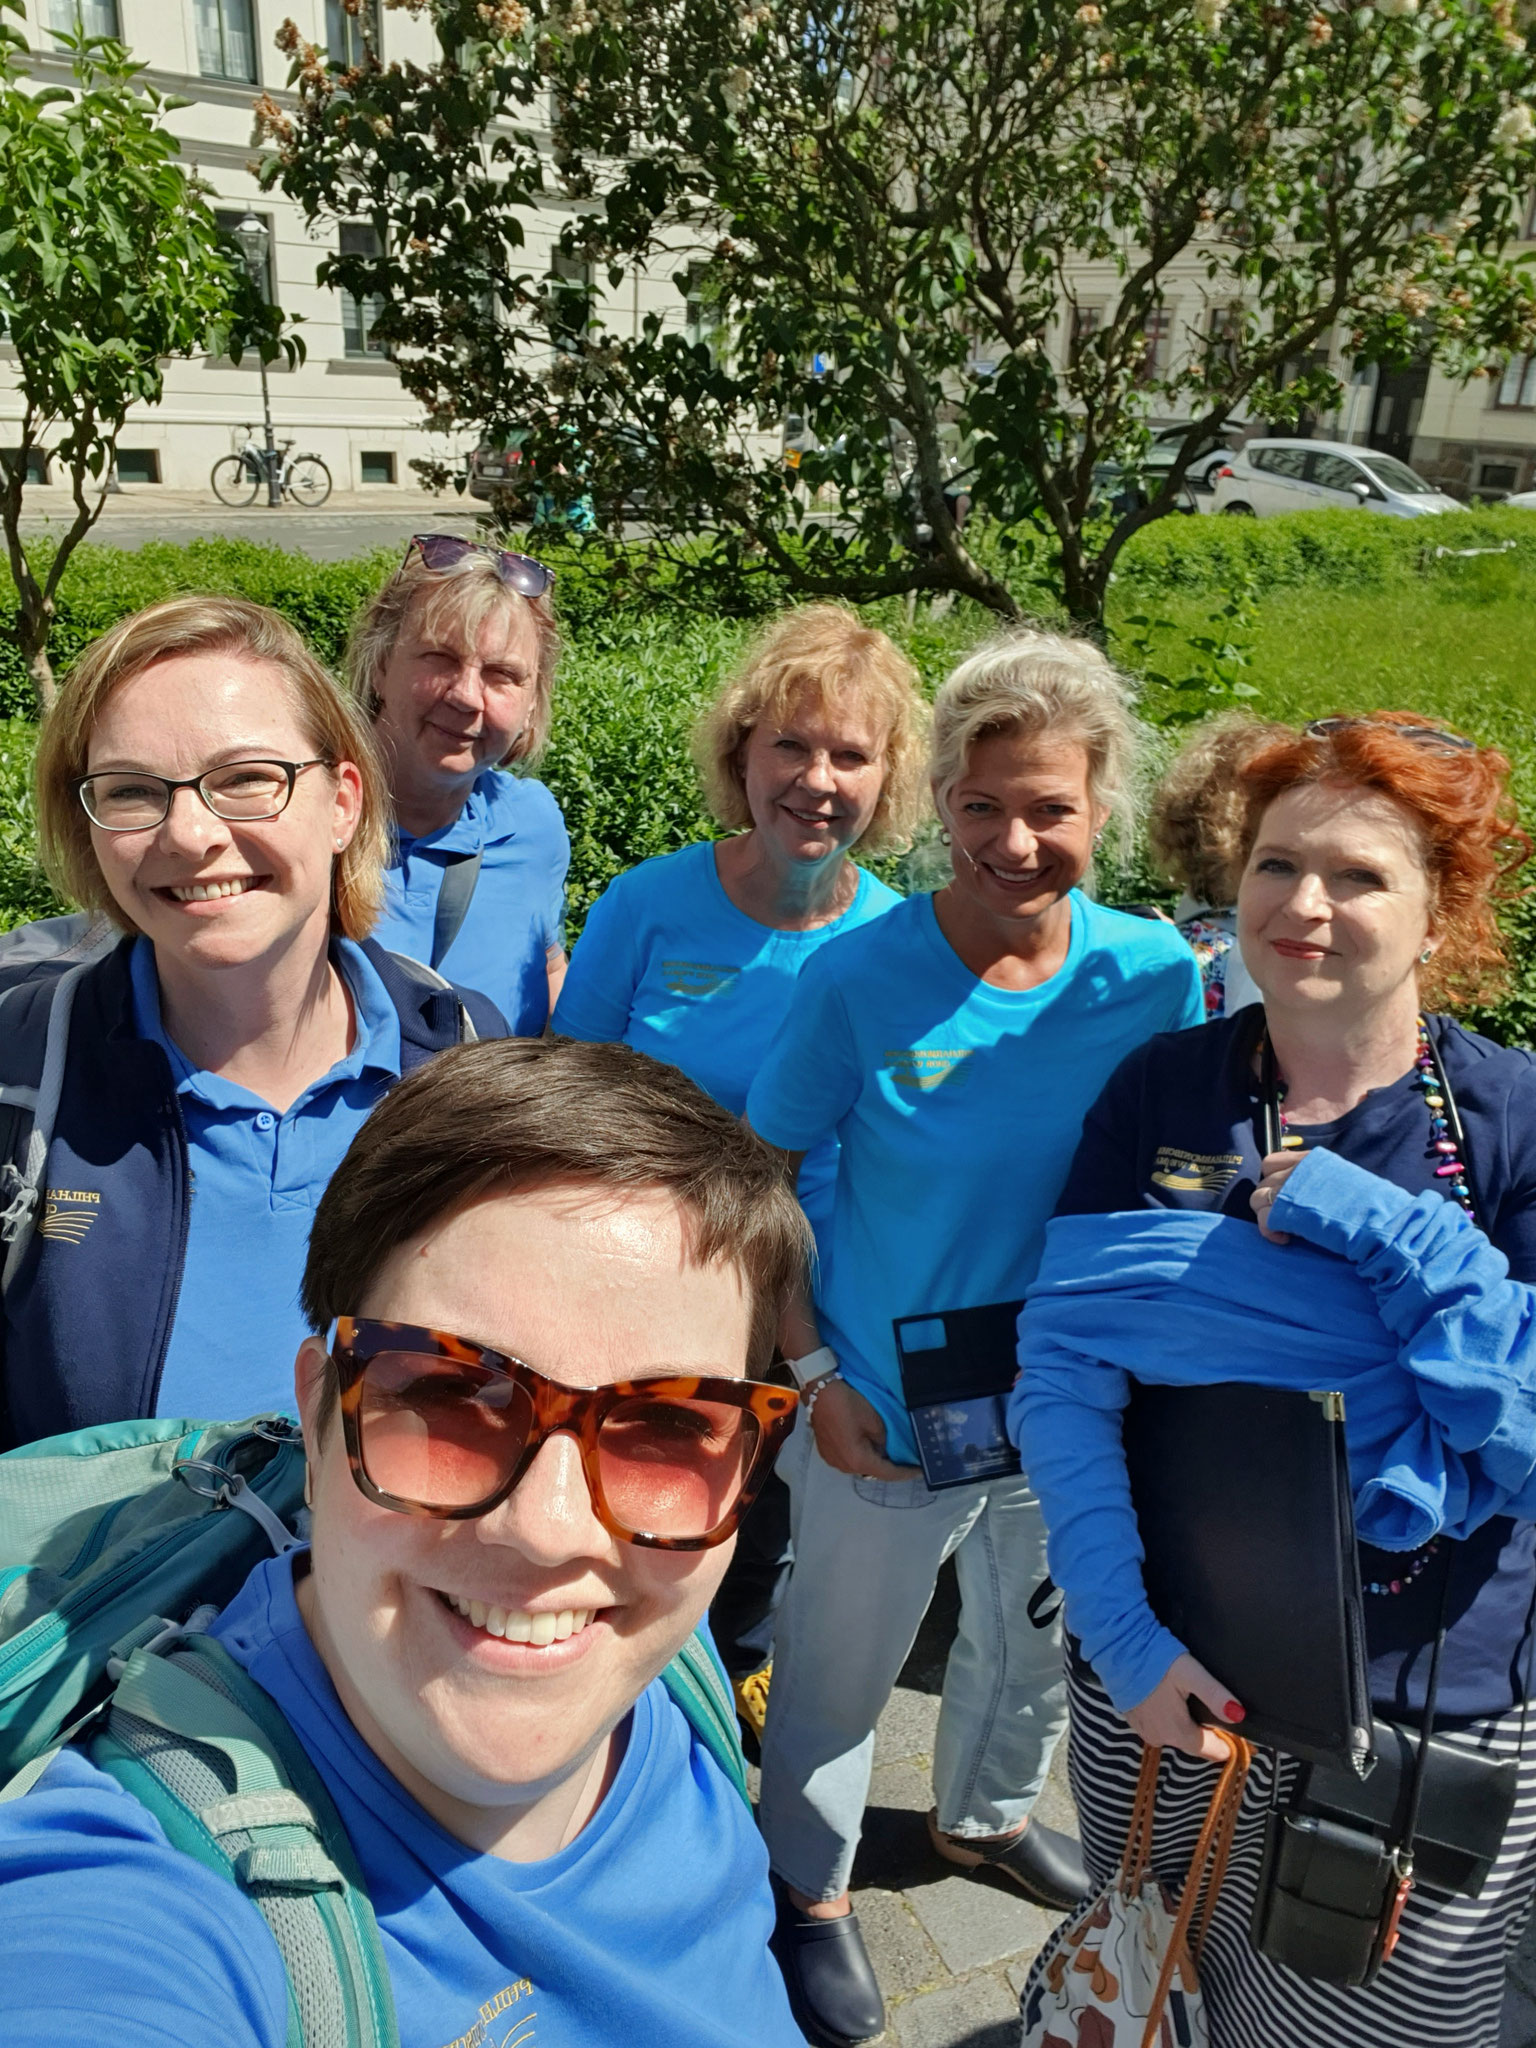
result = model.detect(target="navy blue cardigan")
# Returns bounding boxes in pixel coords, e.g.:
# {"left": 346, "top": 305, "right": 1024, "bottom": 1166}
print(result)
{"left": 0, "top": 938, "right": 507, "bottom": 1449}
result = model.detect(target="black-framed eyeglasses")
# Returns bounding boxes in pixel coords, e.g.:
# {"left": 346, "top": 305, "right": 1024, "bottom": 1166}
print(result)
{"left": 76, "top": 757, "right": 332, "bottom": 832}
{"left": 406, "top": 533, "right": 555, "bottom": 600}
{"left": 1304, "top": 716, "right": 1475, "bottom": 754}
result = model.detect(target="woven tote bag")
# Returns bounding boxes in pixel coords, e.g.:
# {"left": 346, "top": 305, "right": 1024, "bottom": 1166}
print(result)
{"left": 1020, "top": 1730, "right": 1252, "bottom": 2048}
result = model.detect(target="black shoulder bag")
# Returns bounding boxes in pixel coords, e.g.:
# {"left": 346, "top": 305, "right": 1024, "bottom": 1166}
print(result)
{"left": 1250, "top": 1021, "right": 1527, "bottom": 1987}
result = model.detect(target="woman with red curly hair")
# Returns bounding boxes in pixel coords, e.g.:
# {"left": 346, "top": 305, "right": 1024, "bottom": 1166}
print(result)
{"left": 1013, "top": 713, "right": 1536, "bottom": 2048}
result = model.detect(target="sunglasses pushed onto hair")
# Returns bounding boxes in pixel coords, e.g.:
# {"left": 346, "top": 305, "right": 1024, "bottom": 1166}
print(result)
{"left": 405, "top": 533, "right": 555, "bottom": 601}
{"left": 330, "top": 1317, "right": 799, "bottom": 1550}
{"left": 1304, "top": 716, "right": 1474, "bottom": 754}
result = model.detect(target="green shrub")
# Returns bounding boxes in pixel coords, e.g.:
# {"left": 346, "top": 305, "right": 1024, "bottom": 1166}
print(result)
{"left": 1117, "top": 505, "right": 1536, "bottom": 597}
{"left": 0, "top": 539, "right": 396, "bottom": 718}
{"left": 0, "top": 721, "right": 63, "bottom": 929}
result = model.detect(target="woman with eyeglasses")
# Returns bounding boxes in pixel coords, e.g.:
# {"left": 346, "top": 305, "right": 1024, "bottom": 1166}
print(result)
{"left": 0, "top": 1038, "right": 812, "bottom": 2046}
{"left": 0, "top": 595, "right": 507, "bottom": 1450}
{"left": 1014, "top": 714, "right": 1536, "bottom": 2048}
{"left": 347, "top": 534, "right": 570, "bottom": 1033}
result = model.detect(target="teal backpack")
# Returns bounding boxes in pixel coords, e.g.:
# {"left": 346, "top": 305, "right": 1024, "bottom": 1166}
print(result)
{"left": 0, "top": 1414, "right": 750, "bottom": 2048}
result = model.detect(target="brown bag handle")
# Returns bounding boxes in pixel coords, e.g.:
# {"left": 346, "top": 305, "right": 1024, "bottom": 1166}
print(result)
{"left": 1127, "top": 1729, "right": 1254, "bottom": 2048}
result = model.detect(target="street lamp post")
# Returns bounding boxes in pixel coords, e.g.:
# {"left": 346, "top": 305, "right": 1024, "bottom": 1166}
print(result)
{"left": 232, "top": 214, "right": 281, "bottom": 508}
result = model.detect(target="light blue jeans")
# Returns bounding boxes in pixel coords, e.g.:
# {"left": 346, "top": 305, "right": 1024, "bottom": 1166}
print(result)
{"left": 756, "top": 1416, "right": 1067, "bottom": 1902}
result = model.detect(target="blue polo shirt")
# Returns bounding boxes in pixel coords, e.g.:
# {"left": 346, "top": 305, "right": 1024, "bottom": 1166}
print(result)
{"left": 552, "top": 841, "right": 901, "bottom": 1242}
{"left": 373, "top": 768, "right": 569, "bottom": 1035}
{"left": 746, "top": 892, "right": 1204, "bottom": 1462}
{"left": 0, "top": 1552, "right": 803, "bottom": 2048}
{"left": 130, "top": 938, "right": 401, "bottom": 1421}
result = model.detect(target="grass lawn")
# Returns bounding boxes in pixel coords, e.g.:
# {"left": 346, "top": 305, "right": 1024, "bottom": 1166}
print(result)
{"left": 1113, "top": 550, "right": 1536, "bottom": 782}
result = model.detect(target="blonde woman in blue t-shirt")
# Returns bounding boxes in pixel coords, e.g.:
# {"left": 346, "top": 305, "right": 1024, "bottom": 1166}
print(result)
{"left": 554, "top": 605, "right": 929, "bottom": 1725}
{"left": 746, "top": 630, "right": 1204, "bottom": 2048}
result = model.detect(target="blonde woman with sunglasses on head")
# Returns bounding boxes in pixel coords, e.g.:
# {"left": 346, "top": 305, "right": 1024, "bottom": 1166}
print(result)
{"left": 348, "top": 534, "right": 570, "bottom": 1032}
{"left": 0, "top": 595, "right": 506, "bottom": 1450}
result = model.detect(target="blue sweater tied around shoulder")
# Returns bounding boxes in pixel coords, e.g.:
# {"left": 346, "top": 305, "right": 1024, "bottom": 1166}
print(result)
{"left": 1008, "top": 1146, "right": 1536, "bottom": 1715}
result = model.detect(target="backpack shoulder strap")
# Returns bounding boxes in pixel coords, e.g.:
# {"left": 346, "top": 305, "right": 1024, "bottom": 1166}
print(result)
{"left": 88, "top": 1635, "right": 399, "bottom": 2048}
{"left": 431, "top": 850, "right": 484, "bottom": 971}
{"left": 381, "top": 948, "right": 479, "bottom": 1046}
{"left": 0, "top": 959, "right": 90, "bottom": 1296}
{"left": 660, "top": 1629, "right": 751, "bottom": 1807}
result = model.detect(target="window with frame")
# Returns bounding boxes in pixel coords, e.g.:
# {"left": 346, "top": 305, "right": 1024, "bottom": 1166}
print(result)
{"left": 195, "top": 0, "right": 257, "bottom": 83}
{"left": 1208, "top": 305, "right": 1242, "bottom": 375}
{"left": 1495, "top": 354, "right": 1536, "bottom": 410}
{"left": 1135, "top": 308, "right": 1174, "bottom": 385}
{"left": 1069, "top": 304, "right": 1104, "bottom": 367}
{"left": 549, "top": 250, "right": 591, "bottom": 355}
{"left": 327, "top": 0, "right": 379, "bottom": 67}
{"left": 339, "top": 223, "right": 388, "bottom": 359}
{"left": 47, "top": 0, "right": 120, "bottom": 40}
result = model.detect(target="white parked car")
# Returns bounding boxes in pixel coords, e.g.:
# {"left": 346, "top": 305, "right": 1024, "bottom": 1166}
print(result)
{"left": 1211, "top": 439, "right": 1461, "bottom": 519}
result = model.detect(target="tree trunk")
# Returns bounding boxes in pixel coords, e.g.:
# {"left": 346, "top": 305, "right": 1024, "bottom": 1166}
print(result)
{"left": 26, "top": 634, "right": 55, "bottom": 714}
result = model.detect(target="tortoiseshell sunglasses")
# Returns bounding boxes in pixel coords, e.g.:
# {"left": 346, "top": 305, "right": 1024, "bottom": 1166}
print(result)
{"left": 330, "top": 1317, "right": 800, "bottom": 1551}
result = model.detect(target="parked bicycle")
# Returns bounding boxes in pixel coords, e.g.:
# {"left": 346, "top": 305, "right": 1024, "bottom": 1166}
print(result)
{"left": 210, "top": 430, "right": 332, "bottom": 509}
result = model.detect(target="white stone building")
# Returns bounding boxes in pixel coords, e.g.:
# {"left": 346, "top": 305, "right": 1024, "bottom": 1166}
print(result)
{"left": 2, "top": 0, "right": 699, "bottom": 498}
{"left": 1054, "top": 207, "right": 1536, "bottom": 500}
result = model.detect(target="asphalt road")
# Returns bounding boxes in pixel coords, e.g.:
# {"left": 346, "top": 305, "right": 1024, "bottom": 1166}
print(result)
{"left": 17, "top": 489, "right": 483, "bottom": 562}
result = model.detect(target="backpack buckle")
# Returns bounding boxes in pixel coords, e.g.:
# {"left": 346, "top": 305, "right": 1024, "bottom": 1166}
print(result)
{"left": 0, "top": 1162, "right": 37, "bottom": 1245}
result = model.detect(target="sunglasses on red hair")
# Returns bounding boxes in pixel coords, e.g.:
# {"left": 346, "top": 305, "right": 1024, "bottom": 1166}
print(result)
{"left": 1304, "top": 716, "right": 1474, "bottom": 753}
{"left": 330, "top": 1317, "right": 799, "bottom": 1551}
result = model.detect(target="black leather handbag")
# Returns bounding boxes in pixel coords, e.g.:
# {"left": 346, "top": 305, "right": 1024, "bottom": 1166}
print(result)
{"left": 1249, "top": 1552, "right": 1521, "bottom": 1986}
{"left": 1125, "top": 1378, "right": 1373, "bottom": 1774}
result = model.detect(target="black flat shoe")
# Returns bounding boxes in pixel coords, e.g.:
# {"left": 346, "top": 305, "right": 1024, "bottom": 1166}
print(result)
{"left": 927, "top": 1807, "right": 1090, "bottom": 1913}
{"left": 770, "top": 1877, "right": 886, "bottom": 2047}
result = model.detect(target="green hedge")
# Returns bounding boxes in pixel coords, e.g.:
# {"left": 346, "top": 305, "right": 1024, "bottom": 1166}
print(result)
{"left": 7, "top": 520, "right": 1536, "bottom": 1046}
{"left": 1116, "top": 504, "right": 1536, "bottom": 596}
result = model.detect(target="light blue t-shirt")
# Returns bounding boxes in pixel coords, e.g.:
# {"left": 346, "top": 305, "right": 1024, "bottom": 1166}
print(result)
{"left": 0, "top": 1554, "right": 802, "bottom": 2048}
{"left": 745, "top": 892, "right": 1205, "bottom": 1463}
{"left": 552, "top": 840, "right": 901, "bottom": 1241}
{"left": 131, "top": 938, "right": 401, "bottom": 1421}
{"left": 373, "top": 768, "right": 570, "bottom": 1035}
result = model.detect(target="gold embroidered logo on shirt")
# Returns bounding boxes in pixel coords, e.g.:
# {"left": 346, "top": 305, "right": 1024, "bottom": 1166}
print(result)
{"left": 38, "top": 1186, "right": 100, "bottom": 1244}
{"left": 1150, "top": 1146, "right": 1243, "bottom": 1194}
{"left": 436, "top": 1978, "right": 536, "bottom": 2048}
{"left": 885, "top": 1048, "right": 973, "bottom": 1092}
{"left": 661, "top": 959, "right": 740, "bottom": 999}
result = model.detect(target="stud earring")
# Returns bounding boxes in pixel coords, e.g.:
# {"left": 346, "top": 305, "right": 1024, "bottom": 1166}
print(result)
{"left": 939, "top": 828, "right": 951, "bottom": 846}
{"left": 1420, "top": 946, "right": 1434, "bottom": 964}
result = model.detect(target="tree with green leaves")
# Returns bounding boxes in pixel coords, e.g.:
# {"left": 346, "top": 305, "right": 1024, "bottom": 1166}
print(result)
{"left": 0, "top": 3, "right": 292, "bottom": 705}
{"left": 270, "top": 0, "right": 1536, "bottom": 630}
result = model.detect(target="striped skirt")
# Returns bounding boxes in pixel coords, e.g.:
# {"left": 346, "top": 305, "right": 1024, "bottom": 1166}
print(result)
{"left": 1052, "top": 1661, "right": 1536, "bottom": 2048}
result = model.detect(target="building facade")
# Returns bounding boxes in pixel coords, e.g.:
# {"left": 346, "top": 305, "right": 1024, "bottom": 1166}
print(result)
{"left": 2, "top": 0, "right": 696, "bottom": 497}
{"left": 1054, "top": 216, "right": 1536, "bottom": 499}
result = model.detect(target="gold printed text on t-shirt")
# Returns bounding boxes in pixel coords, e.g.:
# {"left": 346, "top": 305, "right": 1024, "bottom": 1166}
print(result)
{"left": 885, "top": 1048, "right": 973, "bottom": 1092}
{"left": 436, "top": 1978, "right": 536, "bottom": 2048}
{"left": 1150, "top": 1146, "right": 1243, "bottom": 1194}
{"left": 661, "top": 959, "right": 740, "bottom": 999}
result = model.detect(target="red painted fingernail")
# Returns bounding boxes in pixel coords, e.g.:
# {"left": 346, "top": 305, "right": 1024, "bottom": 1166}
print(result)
{"left": 1224, "top": 1700, "right": 1246, "bottom": 1723}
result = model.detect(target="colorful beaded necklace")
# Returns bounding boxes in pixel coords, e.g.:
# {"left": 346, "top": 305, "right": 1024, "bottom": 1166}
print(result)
{"left": 1272, "top": 1015, "right": 1474, "bottom": 1213}
{"left": 1271, "top": 1014, "right": 1473, "bottom": 1596}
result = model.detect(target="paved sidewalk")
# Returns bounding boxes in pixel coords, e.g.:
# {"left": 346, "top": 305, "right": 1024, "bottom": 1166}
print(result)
{"left": 757, "top": 1562, "right": 1536, "bottom": 2048}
